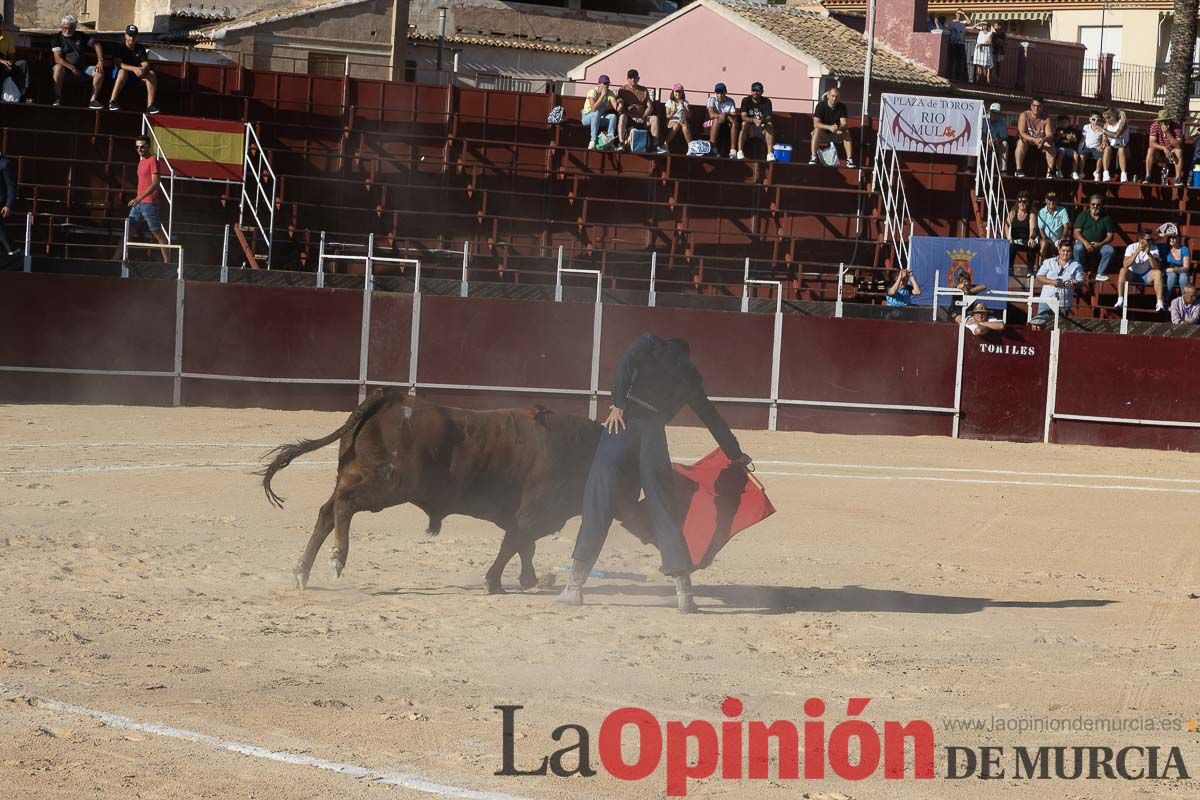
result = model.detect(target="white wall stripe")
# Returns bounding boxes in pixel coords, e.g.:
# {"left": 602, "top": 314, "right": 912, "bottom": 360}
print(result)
{"left": 0, "top": 460, "right": 335, "bottom": 476}
{"left": 0, "top": 684, "right": 535, "bottom": 800}
{"left": 746, "top": 459, "right": 1200, "bottom": 485}
{"left": 753, "top": 470, "right": 1200, "bottom": 495}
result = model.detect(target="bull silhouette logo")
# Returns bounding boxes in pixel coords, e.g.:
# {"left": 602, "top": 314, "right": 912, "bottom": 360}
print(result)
{"left": 946, "top": 247, "right": 977, "bottom": 285}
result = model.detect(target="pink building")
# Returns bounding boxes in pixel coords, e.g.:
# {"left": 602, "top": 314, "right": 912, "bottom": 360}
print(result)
{"left": 567, "top": 0, "right": 948, "bottom": 113}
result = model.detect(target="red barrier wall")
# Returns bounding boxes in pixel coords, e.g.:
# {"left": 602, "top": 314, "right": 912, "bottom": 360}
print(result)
{"left": 366, "top": 292, "right": 413, "bottom": 384}
{"left": 777, "top": 317, "right": 957, "bottom": 436}
{"left": 0, "top": 272, "right": 175, "bottom": 405}
{"left": 600, "top": 305, "right": 774, "bottom": 430}
{"left": 958, "top": 327, "right": 1049, "bottom": 443}
{"left": 1052, "top": 332, "right": 1200, "bottom": 451}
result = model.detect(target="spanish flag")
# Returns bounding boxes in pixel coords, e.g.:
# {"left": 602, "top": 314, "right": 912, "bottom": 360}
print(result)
{"left": 148, "top": 115, "right": 245, "bottom": 181}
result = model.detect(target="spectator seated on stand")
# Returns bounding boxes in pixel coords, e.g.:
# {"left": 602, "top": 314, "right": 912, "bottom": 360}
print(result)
{"left": 51, "top": 15, "right": 105, "bottom": 109}
{"left": 1072, "top": 194, "right": 1116, "bottom": 281}
{"left": 1053, "top": 114, "right": 1082, "bottom": 179}
{"left": 983, "top": 102, "right": 1009, "bottom": 172}
{"left": 616, "top": 69, "right": 665, "bottom": 155}
{"left": 1114, "top": 229, "right": 1165, "bottom": 313}
{"left": 942, "top": 273, "right": 987, "bottom": 321}
{"left": 959, "top": 300, "right": 1005, "bottom": 336}
{"left": 1037, "top": 192, "right": 1071, "bottom": 260}
{"left": 1101, "top": 107, "right": 1130, "bottom": 182}
{"left": 1157, "top": 226, "right": 1191, "bottom": 301}
{"left": 705, "top": 83, "right": 739, "bottom": 158}
{"left": 1030, "top": 239, "right": 1084, "bottom": 329}
{"left": 581, "top": 74, "right": 618, "bottom": 151}
{"left": 1078, "top": 112, "right": 1107, "bottom": 180}
{"left": 0, "top": 12, "right": 31, "bottom": 103}
{"left": 736, "top": 81, "right": 775, "bottom": 161}
{"left": 810, "top": 86, "right": 854, "bottom": 167}
{"left": 109, "top": 25, "right": 159, "bottom": 114}
{"left": 1170, "top": 284, "right": 1200, "bottom": 324}
{"left": 1144, "top": 110, "right": 1186, "bottom": 186}
{"left": 662, "top": 83, "right": 693, "bottom": 154}
{"left": 1014, "top": 97, "right": 1054, "bottom": 177}
{"left": 1006, "top": 191, "right": 1041, "bottom": 276}
{"left": 884, "top": 267, "right": 921, "bottom": 319}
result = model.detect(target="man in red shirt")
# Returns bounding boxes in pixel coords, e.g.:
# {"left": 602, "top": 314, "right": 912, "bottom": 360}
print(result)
{"left": 127, "top": 135, "right": 170, "bottom": 262}
{"left": 1145, "top": 109, "right": 1185, "bottom": 185}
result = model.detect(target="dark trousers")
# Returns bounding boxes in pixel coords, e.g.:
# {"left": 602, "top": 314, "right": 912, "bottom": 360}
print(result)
{"left": 572, "top": 415, "right": 692, "bottom": 576}
{"left": 0, "top": 60, "right": 31, "bottom": 99}
{"left": 0, "top": 218, "right": 12, "bottom": 253}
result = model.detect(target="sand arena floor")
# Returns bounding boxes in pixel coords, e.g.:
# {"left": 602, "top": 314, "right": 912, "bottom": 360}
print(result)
{"left": 1, "top": 404, "right": 1198, "bottom": 799}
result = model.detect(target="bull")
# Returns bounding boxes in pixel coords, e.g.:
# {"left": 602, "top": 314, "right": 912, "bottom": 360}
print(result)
{"left": 260, "top": 388, "right": 650, "bottom": 591}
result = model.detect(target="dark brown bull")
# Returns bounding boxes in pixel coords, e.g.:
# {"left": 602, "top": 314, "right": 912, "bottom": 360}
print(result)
{"left": 260, "top": 388, "right": 649, "bottom": 591}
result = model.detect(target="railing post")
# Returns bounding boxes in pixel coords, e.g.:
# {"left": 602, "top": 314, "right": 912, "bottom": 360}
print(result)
{"left": 649, "top": 251, "right": 657, "bottom": 307}
{"left": 120, "top": 218, "right": 131, "bottom": 278}
{"left": 317, "top": 230, "right": 326, "bottom": 288}
{"left": 1043, "top": 298, "right": 1062, "bottom": 443}
{"left": 359, "top": 233, "right": 375, "bottom": 404}
{"left": 931, "top": 269, "right": 941, "bottom": 320}
{"left": 1120, "top": 281, "right": 1129, "bottom": 334}
{"left": 22, "top": 212, "right": 32, "bottom": 272}
{"left": 554, "top": 245, "right": 564, "bottom": 302}
{"left": 836, "top": 262, "right": 846, "bottom": 318}
{"left": 173, "top": 264, "right": 185, "bottom": 407}
{"left": 220, "top": 224, "right": 230, "bottom": 283}
{"left": 460, "top": 240, "right": 469, "bottom": 298}
{"left": 741, "top": 257, "right": 751, "bottom": 313}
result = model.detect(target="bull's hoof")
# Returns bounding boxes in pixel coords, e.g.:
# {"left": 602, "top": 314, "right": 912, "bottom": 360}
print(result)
{"left": 484, "top": 580, "right": 506, "bottom": 595}
{"left": 518, "top": 573, "right": 540, "bottom": 591}
{"left": 536, "top": 573, "right": 557, "bottom": 590}
{"left": 423, "top": 527, "right": 440, "bottom": 537}
{"left": 293, "top": 567, "right": 309, "bottom": 591}
{"left": 329, "top": 558, "right": 345, "bottom": 580}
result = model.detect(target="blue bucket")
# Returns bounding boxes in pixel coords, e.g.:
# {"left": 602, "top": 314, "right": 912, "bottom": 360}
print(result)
{"left": 773, "top": 144, "right": 793, "bottom": 163}
{"left": 1192, "top": 165, "right": 1200, "bottom": 188}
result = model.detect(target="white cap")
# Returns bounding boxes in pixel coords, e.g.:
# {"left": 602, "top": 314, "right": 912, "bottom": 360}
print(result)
{"left": 988, "top": 102, "right": 1002, "bottom": 112}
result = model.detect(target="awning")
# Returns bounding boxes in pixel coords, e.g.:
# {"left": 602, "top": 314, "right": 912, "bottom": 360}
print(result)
{"left": 985, "top": 11, "right": 1051, "bottom": 22}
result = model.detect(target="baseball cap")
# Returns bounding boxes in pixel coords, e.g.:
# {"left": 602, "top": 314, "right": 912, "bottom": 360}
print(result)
{"left": 672, "top": 82, "right": 683, "bottom": 91}
{"left": 988, "top": 102, "right": 1001, "bottom": 112}
{"left": 714, "top": 82, "right": 727, "bottom": 93}
{"left": 126, "top": 24, "right": 139, "bottom": 36}
{"left": 626, "top": 68, "right": 639, "bottom": 79}
{"left": 751, "top": 81, "right": 764, "bottom": 92}
{"left": 597, "top": 74, "right": 609, "bottom": 85}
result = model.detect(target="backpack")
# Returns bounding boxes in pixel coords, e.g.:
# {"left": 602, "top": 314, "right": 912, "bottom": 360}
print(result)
{"left": 546, "top": 105, "right": 564, "bottom": 125}
{"left": 687, "top": 140, "right": 712, "bottom": 157}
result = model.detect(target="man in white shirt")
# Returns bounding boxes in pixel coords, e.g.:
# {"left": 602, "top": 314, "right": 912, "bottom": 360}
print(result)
{"left": 1114, "top": 230, "right": 1164, "bottom": 312}
{"left": 1030, "top": 239, "right": 1084, "bottom": 328}
{"left": 706, "top": 82, "right": 739, "bottom": 157}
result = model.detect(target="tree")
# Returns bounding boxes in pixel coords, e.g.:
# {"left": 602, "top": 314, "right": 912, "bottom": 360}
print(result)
{"left": 1163, "top": 0, "right": 1199, "bottom": 121}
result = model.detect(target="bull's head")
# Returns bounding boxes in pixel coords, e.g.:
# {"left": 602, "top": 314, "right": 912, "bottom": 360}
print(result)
{"left": 527, "top": 405, "right": 555, "bottom": 426}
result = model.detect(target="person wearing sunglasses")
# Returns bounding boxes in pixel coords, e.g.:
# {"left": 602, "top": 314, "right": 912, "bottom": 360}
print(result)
{"left": 1078, "top": 113, "right": 1107, "bottom": 181}
{"left": 1072, "top": 194, "right": 1115, "bottom": 280}
{"left": 127, "top": 136, "right": 170, "bottom": 263}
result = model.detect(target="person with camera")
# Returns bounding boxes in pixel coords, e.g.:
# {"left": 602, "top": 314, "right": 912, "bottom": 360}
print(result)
{"left": 886, "top": 266, "right": 922, "bottom": 308}
{"left": 1114, "top": 229, "right": 1165, "bottom": 313}
{"left": 1031, "top": 239, "right": 1084, "bottom": 328}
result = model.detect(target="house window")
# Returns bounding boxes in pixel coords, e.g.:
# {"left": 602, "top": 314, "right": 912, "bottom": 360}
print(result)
{"left": 308, "top": 51, "right": 347, "bottom": 77}
{"left": 1078, "top": 26, "right": 1123, "bottom": 65}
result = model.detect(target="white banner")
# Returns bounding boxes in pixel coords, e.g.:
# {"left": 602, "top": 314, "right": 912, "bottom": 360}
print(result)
{"left": 878, "top": 93, "right": 984, "bottom": 156}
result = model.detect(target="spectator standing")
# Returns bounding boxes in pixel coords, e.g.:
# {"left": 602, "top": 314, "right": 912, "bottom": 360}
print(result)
{"left": 581, "top": 74, "right": 617, "bottom": 151}
{"left": 737, "top": 81, "right": 775, "bottom": 161}
{"left": 0, "top": 11, "right": 31, "bottom": 103}
{"left": 1014, "top": 97, "right": 1053, "bottom": 177}
{"left": 109, "top": 25, "right": 159, "bottom": 114}
{"left": 1170, "top": 284, "right": 1200, "bottom": 324}
{"left": 616, "top": 69, "right": 664, "bottom": 154}
{"left": 1031, "top": 239, "right": 1084, "bottom": 328}
{"left": 1052, "top": 114, "right": 1082, "bottom": 179}
{"left": 0, "top": 149, "right": 18, "bottom": 256}
{"left": 127, "top": 135, "right": 170, "bottom": 263}
{"left": 990, "top": 23, "right": 1007, "bottom": 79}
{"left": 706, "top": 83, "right": 739, "bottom": 157}
{"left": 1006, "top": 191, "right": 1040, "bottom": 274}
{"left": 51, "top": 15, "right": 105, "bottom": 109}
{"left": 970, "top": 18, "right": 994, "bottom": 85}
{"left": 1079, "top": 112, "right": 1107, "bottom": 180}
{"left": 810, "top": 86, "right": 854, "bottom": 167}
{"left": 1159, "top": 230, "right": 1191, "bottom": 300}
{"left": 1144, "top": 110, "right": 1185, "bottom": 185}
{"left": 947, "top": 11, "right": 969, "bottom": 80}
{"left": 1114, "top": 229, "right": 1164, "bottom": 312}
{"left": 1037, "top": 192, "right": 1071, "bottom": 260}
{"left": 886, "top": 267, "right": 921, "bottom": 306}
{"left": 983, "top": 102, "right": 1009, "bottom": 172}
{"left": 1101, "top": 107, "right": 1129, "bottom": 182}
{"left": 1072, "top": 194, "right": 1116, "bottom": 280}
{"left": 662, "top": 84, "right": 693, "bottom": 153}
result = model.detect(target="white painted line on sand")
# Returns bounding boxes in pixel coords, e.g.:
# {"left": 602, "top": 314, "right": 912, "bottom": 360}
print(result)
{"left": 0, "top": 460, "right": 336, "bottom": 476}
{"left": 0, "top": 684, "right": 535, "bottom": 800}
{"left": 749, "top": 459, "right": 1200, "bottom": 485}
{"left": 1, "top": 441, "right": 279, "bottom": 449}
{"left": 754, "top": 470, "right": 1200, "bottom": 495}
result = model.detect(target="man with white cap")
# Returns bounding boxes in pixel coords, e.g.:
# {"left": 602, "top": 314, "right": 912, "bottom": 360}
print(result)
{"left": 983, "top": 102, "right": 1008, "bottom": 172}
{"left": 50, "top": 15, "right": 105, "bottom": 109}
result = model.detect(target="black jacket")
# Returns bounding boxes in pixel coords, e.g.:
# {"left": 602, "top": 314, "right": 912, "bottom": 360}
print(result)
{"left": 611, "top": 333, "right": 742, "bottom": 459}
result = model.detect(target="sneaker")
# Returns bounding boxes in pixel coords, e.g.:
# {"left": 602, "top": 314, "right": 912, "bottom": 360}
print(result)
{"left": 1093, "top": 171, "right": 1101, "bottom": 181}
{"left": 728, "top": 150, "right": 737, "bottom": 159}
{"left": 1054, "top": 169, "right": 1063, "bottom": 178}
{"left": 146, "top": 105, "right": 160, "bottom": 115}
{"left": 1102, "top": 170, "right": 1111, "bottom": 181}
{"left": 808, "top": 156, "right": 818, "bottom": 165}
{"left": 1095, "top": 273, "right": 1109, "bottom": 282}
{"left": 1120, "top": 172, "right": 1129, "bottom": 182}
{"left": 1113, "top": 297, "right": 1124, "bottom": 308}
{"left": 1014, "top": 171, "right": 1025, "bottom": 177}
{"left": 88, "top": 99, "right": 103, "bottom": 110}
{"left": 1155, "top": 301, "right": 1165, "bottom": 312}
{"left": 845, "top": 158, "right": 856, "bottom": 168}
{"left": 1175, "top": 176, "right": 1186, "bottom": 186}
{"left": 735, "top": 150, "right": 745, "bottom": 160}
{"left": 766, "top": 153, "right": 776, "bottom": 162}
{"left": 587, "top": 140, "right": 596, "bottom": 151}
{"left": 52, "top": 99, "right": 61, "bottom": 107}
{"left": 655, "top": 145, "right": 668, "bottom": 154}
{"left": 1072, "top": 171, "right": 1080, "bottom": 180}
{"left": 1142, "top": 177, "right": 1153, "bottom": 184}
{"left": 108, "top": 102, "right": 119, "bottom": 111}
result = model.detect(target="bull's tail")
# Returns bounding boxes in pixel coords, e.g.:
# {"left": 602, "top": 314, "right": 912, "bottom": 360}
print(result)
{"left": 258, "top": 388, "right": 400, "bottom": 509}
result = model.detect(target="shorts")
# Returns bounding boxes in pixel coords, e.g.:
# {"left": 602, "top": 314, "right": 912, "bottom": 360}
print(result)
{"left": 743, "top": 120, "right": 773, "bottom": 138}
{"left": 1126, "top": 269, "right": 1156, "bottom": 285}
{"left": 1107, "top": 137, "right": 1128, "bottom": 149}
{"left": 128, "top": 202, "right": 162, "bottom": 231}
{"left": 1078, "top": 146, "right": 1103, "bottom": 160}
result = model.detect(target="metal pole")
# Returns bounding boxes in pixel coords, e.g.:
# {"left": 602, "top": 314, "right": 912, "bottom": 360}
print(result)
{"left": 460, "top": 241, "right": 469, "bottom": 297}
{"left": 172, "top": 274, "right": 185, "bottom": 407}
{"left": 931, "top": 269, "right": 940, "bottom": 320}
{"left": 741, "top": 257, "right": 751, "bottom": 313}
{"left": 22, "top": 212, "right": 32, "bottom": 272}
{"left": 1043, "top": 299, "right": 1062, "bottom": 443}
{"left": 951, "top": 310, "right": 968, "bottom": 438}
{"left": 836, "top": 263, "right": 846, "bottom": 318}
{"left": 588, "top": 276, "right": 602, "bottom": 420}
{"left": 408, "top": 257, "right": 423, "bottom": 394}
{"left": 649, "top": 251, "right": 657, "bottom": 307}
{"left": 120, "top": 218, "right": 131, "bottom": 278}
{"left": 436, "top": 7, "right": 447, "bottom": 78}
{"left": 1120, "top": 281, "right": 1129, "bottom": 334}
{"left": 220, "top": 224, "right": 230, "bottom": 283}
{"left": 554, "top": 245, "right": 564, "bottom": 302}
{"left": 359, "top": 234, "right": 375, "bottom": 403}
{"left": 317, "top": 231, "right": 326, "bottom": 289}
{"left": 859, "top": 0, "right": 877, "bottom": 169}
{"left": 768, "top": 308, "right": 782, "bottom": 431}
